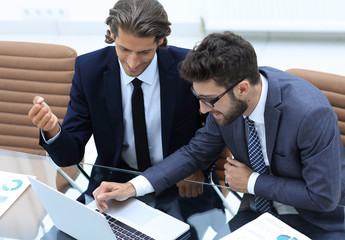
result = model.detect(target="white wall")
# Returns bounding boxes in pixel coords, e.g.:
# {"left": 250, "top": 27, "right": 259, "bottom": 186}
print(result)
{"left": 1, "top": 0, "right": 345, "bottom": 75}
{"left": 2, "top": 0, "right": 345, "bottom": 36}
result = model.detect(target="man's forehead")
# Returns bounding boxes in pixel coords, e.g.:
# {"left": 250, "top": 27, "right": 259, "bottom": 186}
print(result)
{"left": 193, "top": 80, "right": 225, "bottom": 96}
{"left": 115, "top": 34, "right": 156, "bottom": 50}
{"left": 193, "top": 79, "right": 223, "bottom": 89}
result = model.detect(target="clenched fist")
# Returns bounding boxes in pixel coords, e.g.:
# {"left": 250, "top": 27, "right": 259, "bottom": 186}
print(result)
{"left": 28, "top": 96, "right": 60, "bottom": 139}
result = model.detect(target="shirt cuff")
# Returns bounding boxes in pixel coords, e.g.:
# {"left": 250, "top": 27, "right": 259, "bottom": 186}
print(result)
{"left": 129, "top": 175, "right": 154, "bottom": 197}
{"left": 40, "top": 125, "right": 61, "bottom": 144}
{"left": 247, "top": 172, "right": 260, "bottom": 194}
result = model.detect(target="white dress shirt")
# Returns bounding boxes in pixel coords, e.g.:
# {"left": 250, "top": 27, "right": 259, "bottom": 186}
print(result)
{"left": 119, "top": 53, "right": 163, "bottom": 170}
{"left": 246, "top": 75, "right": 298, "bottom": 215}
{"left": 245, "top": 74, "right": 269, "bottom": 194}
{"left": 43, "top": 54, "right": 162, "bottom": 196}
{"left": 44, "top": 53, "right": 164, "bottom": 170}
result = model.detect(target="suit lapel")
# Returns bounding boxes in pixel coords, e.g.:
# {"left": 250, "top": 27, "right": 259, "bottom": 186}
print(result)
{"left": 232, "top": 68, "right": 282, "bottom": 168}
{"left": 104, "top": 51, "right": 123, "bottom": 131}
{"left": 157, "top": 48, "right": 177, "bottom": 157}
{"left": 232, "top": 117, "right": 251, "bottom": 166}
{"left": 103, "top": 48, "right": 177, "bottom": 158}
{"left": 261, "top": 68, "right": 282, "bottom": 165}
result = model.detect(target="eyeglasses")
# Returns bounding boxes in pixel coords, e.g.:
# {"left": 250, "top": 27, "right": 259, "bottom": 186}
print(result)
{"left": 190, "top": 72, "right": 251, "bottom": 108}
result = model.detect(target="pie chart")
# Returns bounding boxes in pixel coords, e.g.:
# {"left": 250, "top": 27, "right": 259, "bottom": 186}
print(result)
{"left": 2, "top": 179, "right": 23, "bottom": 191}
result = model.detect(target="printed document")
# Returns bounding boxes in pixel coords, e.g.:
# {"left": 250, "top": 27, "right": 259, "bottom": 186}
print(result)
{"left": 221, "top": 212, "right": 311, "bottom": 240}
{"left": 0, "top": 171, "right": 32, "bottom": 218}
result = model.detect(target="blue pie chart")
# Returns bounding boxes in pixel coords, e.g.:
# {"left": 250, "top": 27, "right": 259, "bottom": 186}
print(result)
{"left": 277, "top": 235, "right": 298, "bottom": 240}
{"left": 2, "top": 179, "right": 23, "bottom": 191}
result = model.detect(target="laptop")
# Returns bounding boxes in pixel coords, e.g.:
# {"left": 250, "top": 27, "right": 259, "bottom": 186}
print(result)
{"left": 28, "top": 177, "right": 190, "bottom": 240}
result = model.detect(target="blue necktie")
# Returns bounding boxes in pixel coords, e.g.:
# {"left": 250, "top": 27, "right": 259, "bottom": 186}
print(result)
{"left": 245, "top": 117, "right": 271, "bottom": 213}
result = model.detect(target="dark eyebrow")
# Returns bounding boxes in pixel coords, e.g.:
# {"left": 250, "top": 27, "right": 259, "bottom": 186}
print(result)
{"left": 139, "top": 49, "right": 153, "bottom": 53}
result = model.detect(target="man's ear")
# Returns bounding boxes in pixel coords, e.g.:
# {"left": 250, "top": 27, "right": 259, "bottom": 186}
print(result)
{"left": 110, "top": 29, "right": 115, "bottom": 40}
{"left": 158, "top": 38, "right": 164, "bottom": 46}
{"left": 237, "top": 81, "right": 250, "bottom": 95}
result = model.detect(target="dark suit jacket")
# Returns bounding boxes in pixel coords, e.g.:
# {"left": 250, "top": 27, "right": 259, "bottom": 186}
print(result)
{"left": 40, "top": 46, "right": 203, "bottom": 196}
{"left": 143, "top": 66, "right": 345, "bottom": 231}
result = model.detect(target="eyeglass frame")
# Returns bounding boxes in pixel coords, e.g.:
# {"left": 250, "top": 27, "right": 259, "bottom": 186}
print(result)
{"left": 190, "top": 72, "right": 251, "bottom": 108}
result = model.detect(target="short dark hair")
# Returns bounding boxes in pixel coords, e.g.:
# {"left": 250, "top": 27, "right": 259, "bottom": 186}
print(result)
{"left": 105, "top": 0, "right": 171, "bottom": 47}
{"left": 179, "top": 31, "right": 260, "bottom": 88}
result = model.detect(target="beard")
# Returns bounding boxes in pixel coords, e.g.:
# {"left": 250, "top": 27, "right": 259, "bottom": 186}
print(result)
{"left": 212, "top": 94, "right": 247, "bottom": 126}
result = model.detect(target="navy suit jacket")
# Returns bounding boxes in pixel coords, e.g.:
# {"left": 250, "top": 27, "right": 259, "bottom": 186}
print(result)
{"left": 40, "top": 46, "right": 203, "bottom": 196}
{"left": 143, "top": 66, "right": 345, "bottom": 231}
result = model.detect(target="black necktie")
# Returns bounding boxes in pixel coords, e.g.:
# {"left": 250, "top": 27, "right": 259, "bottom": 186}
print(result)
{"left": 131, "top": 78, "right": 151, "bottom": 171}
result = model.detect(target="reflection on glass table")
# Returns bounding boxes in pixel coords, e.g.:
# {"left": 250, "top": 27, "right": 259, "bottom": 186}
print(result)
{"left": 39, "top": 163, "right": 242, "bottom": 240}
{"left": 0, "top": 148, "right": 57, "bottom": 240}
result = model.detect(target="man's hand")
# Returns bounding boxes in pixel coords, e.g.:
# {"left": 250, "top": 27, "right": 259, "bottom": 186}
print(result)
{"left": 176, "top": 171, "right": 204, "bottom": 198}
{"left": 224, "top": 157, "right": 253, "bottom": 193}
{"left": 28, "top": 96, "right": 59, "bottom": 139}
{"left": 92, "top": 181, "right": 136, "bottom": 213}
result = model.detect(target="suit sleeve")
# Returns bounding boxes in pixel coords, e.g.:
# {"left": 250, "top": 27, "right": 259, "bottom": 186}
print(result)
{"left": 256, "top": 106, "right": 344, "bottom": 212}
{"left": 39, "top": 57, "right": 92, "bottom": 166}
{"left": 142, "top": 114, "right": 226, "bottom": 195}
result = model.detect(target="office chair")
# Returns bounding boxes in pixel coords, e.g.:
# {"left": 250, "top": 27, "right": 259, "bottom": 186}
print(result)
{"left": 286, "top": 68, "right": 345, "bottom": 146}
{"left": 0, "top": 41, "right": 84, "bottom": 193}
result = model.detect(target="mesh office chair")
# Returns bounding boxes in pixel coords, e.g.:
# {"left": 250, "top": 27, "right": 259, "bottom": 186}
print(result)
{"left": 0, "top": 41, "right": 83, "bottom": 193}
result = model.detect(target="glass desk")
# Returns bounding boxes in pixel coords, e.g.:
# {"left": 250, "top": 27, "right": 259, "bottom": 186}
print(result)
{"left": 0, "top": 149, "right": 241, "bottom": 240}
{"left": 0, "top": 148, "right": 57, "bottom": 239}
{"left": 40, "top": 162, "right": 241, "bottom": 240}
{"left": 2, "top": 149, "right": 342, "bottom": 239}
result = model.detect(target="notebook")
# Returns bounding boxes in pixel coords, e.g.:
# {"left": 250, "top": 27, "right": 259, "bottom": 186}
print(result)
{"left": 28, "top": 177, "right": 190, "bottom": 240}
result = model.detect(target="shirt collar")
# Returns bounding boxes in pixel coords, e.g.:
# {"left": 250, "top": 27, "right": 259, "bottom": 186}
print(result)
{"left": 119, "top": 53, "right": 158, "bottom": 85}
{"left": 245, "top": 74, "right": 268, "bottom": 124}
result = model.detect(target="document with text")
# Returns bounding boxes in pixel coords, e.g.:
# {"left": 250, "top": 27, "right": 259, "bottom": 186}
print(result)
{"left": 221, "top": 212, "right": 311, "bottom": 240}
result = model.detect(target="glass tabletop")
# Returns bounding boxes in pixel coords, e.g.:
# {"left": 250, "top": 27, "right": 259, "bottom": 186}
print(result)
{"left": 39, "top": 163, "right": 241, "bottom": 240}
{"left": 2, "top": 149, "right": 342, "bottom": 239}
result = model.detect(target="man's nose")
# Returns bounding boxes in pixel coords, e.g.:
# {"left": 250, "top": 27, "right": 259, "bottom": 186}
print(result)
{"left": 199, "top": 101, "right": 213, "bottom": 114}
{"left": 127, "top": 53, "right": 139, "bottom": 69}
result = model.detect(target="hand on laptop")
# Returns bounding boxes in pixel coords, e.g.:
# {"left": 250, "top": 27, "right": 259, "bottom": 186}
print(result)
{"left": 93, "top": 182, "right": 136, "bottom": 213}
{"left": 176, "top": 171, "right": 204, "bottom": 198}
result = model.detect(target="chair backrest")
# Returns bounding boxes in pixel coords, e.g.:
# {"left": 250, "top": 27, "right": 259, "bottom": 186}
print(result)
{"left": 0, "top": 41, "right": 78, "bottom": 192}
{"left": 286, "top": 68, "right": 345, "bottom": 146}
{"left": 214, "top": 148, "right": 232, "bottom": 196}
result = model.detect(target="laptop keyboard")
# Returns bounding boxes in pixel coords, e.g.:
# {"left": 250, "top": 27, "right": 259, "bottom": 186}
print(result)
{"left": 97, "top": 210, "right": 155, "bottom": 240}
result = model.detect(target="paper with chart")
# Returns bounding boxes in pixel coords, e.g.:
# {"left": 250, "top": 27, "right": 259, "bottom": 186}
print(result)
{"left": 221, "top": 212, "right": 311, "bottom": 240}
{"left": 0, "top": 171, "right": 33, "bottom": 218}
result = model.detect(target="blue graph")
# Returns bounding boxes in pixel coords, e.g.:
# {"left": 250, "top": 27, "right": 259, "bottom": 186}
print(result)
{"left": 2, "top": 179, "right": 23, "bottom": 191}
{"left": 277, "top": 235, "right": 298, "bottom": 240}
{"left": 0, "top": 195, "right": 8, "bottom": 203}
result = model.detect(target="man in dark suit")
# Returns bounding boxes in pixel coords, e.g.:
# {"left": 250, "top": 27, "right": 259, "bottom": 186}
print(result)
{"left": 93, "top": 31, "right": 345, "bottom": 239}
{"left": 28, "top": 0, "right": 222, "bottom": 223}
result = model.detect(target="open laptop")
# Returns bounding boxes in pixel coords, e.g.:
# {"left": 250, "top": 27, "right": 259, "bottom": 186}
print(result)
{"left": 28, "top": 177, "right": 190, "bottom": 240}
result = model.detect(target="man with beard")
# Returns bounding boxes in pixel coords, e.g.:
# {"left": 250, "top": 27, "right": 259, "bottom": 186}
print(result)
{"left": 93, "top": 31, "right": 345, "bottom": 239}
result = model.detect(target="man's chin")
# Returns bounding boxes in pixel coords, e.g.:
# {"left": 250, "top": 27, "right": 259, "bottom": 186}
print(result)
{"left": 216, "top": 118, "right": 228, "bottom": 127}
{"left": 216, "top": 116, "right": 240, "bottom": 127}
